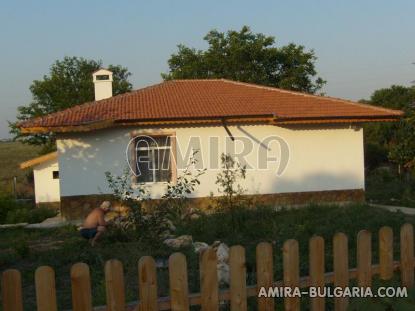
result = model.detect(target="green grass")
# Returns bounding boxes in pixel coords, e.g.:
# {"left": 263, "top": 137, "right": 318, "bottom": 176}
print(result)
{"left": 0, "top": 141, "right": 41, "bottom": 196}
{"left": 1, "top": 203, "right": 414, "bottom": 310}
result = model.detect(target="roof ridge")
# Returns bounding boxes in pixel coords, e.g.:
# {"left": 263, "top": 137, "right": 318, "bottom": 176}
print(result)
{"left": 171, "top": 78, "right": 224, "bottom": 82}
{"left": 220, "top": 79, "right": 403, "bottom": 116}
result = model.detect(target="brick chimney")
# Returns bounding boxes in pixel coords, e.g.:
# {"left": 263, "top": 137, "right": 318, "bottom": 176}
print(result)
{"left": 92, "top": 69, "right": 113, "bottom": 100}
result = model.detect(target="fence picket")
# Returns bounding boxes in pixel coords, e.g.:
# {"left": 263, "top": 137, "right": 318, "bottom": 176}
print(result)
{"left": 105, "top": 259, "right": 125, "bottom": 311}
{"left": 256, "top": 242, "right": 274, "bottom": 311}
{"left": 1, "top": 269, "right": 23, "bottom": 311}
{"left": 309, "top": 236, "right": 325, "bottom": 311}
{"left": 400, "top": 223, "right": 414, "bottom": 287}
{"left": 283, "top": 239, "right": 300, "bottom": 311}
{"left": 138, "top": 256, "right": 158, "bottom": 311}
{"left": 230, "top": 245, "right": 248, "bottom": 311}
{"left": 35, "top": 266, "right": 57, "bottom": 311}
{"left": 357, "top": 230, "right": 372, "bottom": 287}
{"left": 379, "top": 226, "right": 393, "bottom": 280}
{"left": 169, "top": 253, "right": 190, "bottom": 311}
{"left": 71, "top": 263, "right": 93, "bottom": 311}
{"left": 333, "top": 233, "right": 348, "bottom": 311}
{"left": 200, "top": 248, "right": 219, "bottom": 311}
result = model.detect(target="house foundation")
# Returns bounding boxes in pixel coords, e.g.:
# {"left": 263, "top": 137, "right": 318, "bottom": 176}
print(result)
{"left": 60, "top": 189, "right": 365, "bottom": 220}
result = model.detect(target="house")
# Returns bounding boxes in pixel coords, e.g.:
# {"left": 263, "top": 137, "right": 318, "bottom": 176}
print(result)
{"left": 20, "top": 151, "right": 60, "bottom": 208}
{"left": 18, "top": 69, "right": 402, "bottom": 219}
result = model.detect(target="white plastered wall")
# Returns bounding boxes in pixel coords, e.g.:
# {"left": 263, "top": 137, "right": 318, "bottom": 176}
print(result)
{"left": 56, "top": 124, "right": 365, "bottom": 198}
{"left": 33, "top": 158, "right": 61, "bottom": 203}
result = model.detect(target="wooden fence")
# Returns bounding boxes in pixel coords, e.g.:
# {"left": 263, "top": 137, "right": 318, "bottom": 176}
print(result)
{"left": 1, "top": 224, "right": 415, "bottom": 311}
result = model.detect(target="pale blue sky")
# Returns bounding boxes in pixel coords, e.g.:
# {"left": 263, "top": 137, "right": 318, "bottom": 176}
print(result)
{"left": 0, "top": 0, "right": 414, "bottom": 138}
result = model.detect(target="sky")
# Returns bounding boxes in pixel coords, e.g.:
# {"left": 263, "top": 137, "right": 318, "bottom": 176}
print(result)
{"left": 0, "top": 0, "right": 414, "bottom": 139}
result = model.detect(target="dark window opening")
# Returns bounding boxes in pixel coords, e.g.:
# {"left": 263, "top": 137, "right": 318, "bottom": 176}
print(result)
{"left": 96, "top": 74, "right": 110, "bottom": 81}
{"left": 52, "top": 171, "right": 59, "bottom": 179}
{"left": 134, "top": 136, "right": 172, "bottom": 183}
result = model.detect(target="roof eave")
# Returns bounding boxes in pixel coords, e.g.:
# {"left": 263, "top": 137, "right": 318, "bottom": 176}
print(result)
{"left": 20, "top": 152, "right": 58, "bottom": 169}
{"left": 19, "top": 113, "right": 402, "bottom": 134}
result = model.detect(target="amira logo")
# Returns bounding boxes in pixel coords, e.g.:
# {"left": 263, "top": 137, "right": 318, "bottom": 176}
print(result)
{"left": 125, "top": 135, "right": 290, "bottom": 178}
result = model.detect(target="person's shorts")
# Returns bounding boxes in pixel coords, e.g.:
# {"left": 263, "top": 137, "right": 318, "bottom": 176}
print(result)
{"left": 80, "top": 228, "right": 98, "bottom": 239}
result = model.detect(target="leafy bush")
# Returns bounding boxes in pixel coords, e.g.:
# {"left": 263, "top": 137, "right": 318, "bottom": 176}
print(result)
{"left": 0, "top": 196, "right": 32, "bottom": 223}
{"left": 215, "top": 153, "right": 250, "bottom": 231}
{"left": 161, "top": 151, "right": 205, "bottom": 226}
{"left": 5, "top": 207, "right": 30, "bottom": 224}
{"left": 105, "top": 153, "right": 205, "bottom": 242}
{"left": 105, "top": 168, "right": 169, "bottom": 243}
{"left": 0, "top": 195, "right": 56, "bottom": 224}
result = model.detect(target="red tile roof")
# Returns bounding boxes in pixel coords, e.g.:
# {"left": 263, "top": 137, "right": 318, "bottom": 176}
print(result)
{"left": 19, "top": 79, "right": 403, "bottom": 133}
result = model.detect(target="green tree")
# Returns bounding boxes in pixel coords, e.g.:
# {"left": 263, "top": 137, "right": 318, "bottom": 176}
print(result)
{"left": 162, "top": 26, "right": 325, "bottom": 94}
{"left": 9, "top": 56, "right": 132, "bottom": 152}
{"left": 363, "top": 85, "right": 415, "bottom": 171}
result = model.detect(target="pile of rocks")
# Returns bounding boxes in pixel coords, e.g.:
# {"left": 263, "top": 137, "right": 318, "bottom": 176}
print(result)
{"left": 163, "top": 235, "right": 230, "bottom": 286}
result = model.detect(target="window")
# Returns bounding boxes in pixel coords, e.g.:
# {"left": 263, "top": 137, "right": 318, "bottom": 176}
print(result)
{"left": 134, "top": 135, "right": 173, "bottom": 183}
{"left": 96, "top": 74, "right": 110, "bottom": 81}
{"left": 52, "top": 171, "right": 59, "bottom": 179}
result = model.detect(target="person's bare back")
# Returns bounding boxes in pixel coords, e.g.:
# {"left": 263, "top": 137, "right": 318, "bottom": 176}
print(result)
{"left": 82, "top": 208, "right": 106, "bottom": 229}
{"left": 80, "top": 201, "right": 111, "bottom": 246}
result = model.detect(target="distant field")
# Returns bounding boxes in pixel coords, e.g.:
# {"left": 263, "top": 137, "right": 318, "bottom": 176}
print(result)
{"left": 0, "top": 141, "right": 41, "bottom": 196}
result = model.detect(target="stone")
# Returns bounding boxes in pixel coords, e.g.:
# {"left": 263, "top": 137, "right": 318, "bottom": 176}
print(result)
{"left": 211, "top": 240, "right": 221, "bottom": 249}
{"left": 193, "top": 242, "right": 209, "bottom": 254}
{"left": 190, "top": 213, "right": 200, "bottom": 220}
{"left": 163, "top": 235, "right": 193, "bottom": 249}
{"left": 165, "top": 219, "right": 176, "bottom": 231}
{"left": 217, "top": 262, "right": 230, "bottom": 286}
{"left": 216, "top": 243, "right": 230, "bottom": 263}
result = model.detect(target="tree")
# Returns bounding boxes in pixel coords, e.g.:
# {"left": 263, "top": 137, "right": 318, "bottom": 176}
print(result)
{"left": 363, "top": 85, "right": 415, "bottom": 171}
{"left": 162, "top": 26, "right": 325, "bottom": 94}
{"left": 9, "top": 56, "right": 132, "bottom": 152}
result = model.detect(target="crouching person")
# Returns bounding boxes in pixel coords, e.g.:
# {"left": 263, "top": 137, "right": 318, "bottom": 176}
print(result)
{"left": 80, "top": 201, "right": 111, "bottom": 246}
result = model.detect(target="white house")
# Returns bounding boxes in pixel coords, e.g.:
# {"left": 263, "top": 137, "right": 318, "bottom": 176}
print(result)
{"left": 20, "top": 152, "right": 60, "bottom": 207}
{"left": 18, "top": 70, "right": 402, "bottom": 219}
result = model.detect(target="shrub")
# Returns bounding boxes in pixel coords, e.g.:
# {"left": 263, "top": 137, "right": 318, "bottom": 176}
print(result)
{"left": 162, "top": 151, "right": 206, "bottom": 226}
{"left": 0, "top": 195, "right": 56, "bottom": 224}
{"left": 105, "top": 168, "right": 169, "bottom": 243}
{"left": 13, "top": 239, "right": 30, "bottom": 258}
{"left": 105, "top": 153, "right": 205, "bottom": 242}
{"left": 215, "top": 153, "right": 249, "bottom": 231}
{"left": 5, "top": 208, "right": 29, "bottom": 224}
